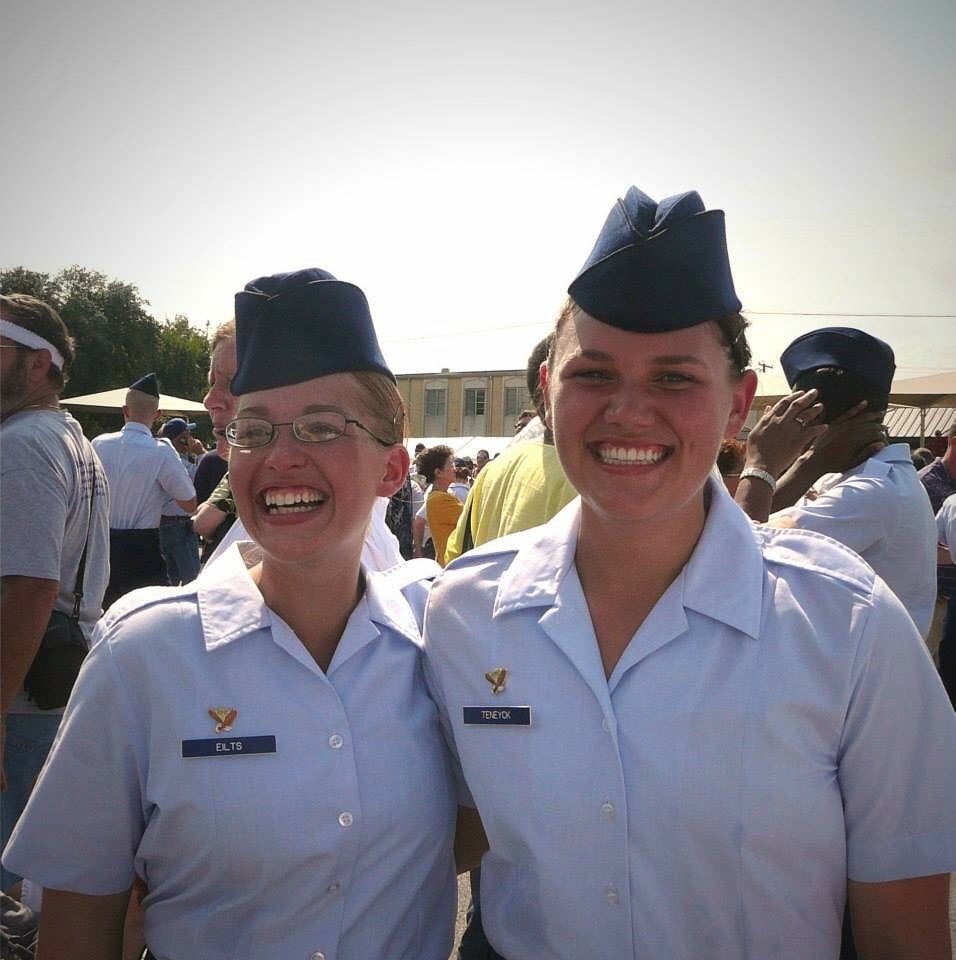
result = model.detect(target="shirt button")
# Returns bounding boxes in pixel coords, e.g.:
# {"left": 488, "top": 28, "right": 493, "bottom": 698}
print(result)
{"left": 603, "top": 884, "right": 620, "bottom": 905}
{"left": 600, "top": 801, "right": 615, "bottom": 819}
{"left": 310, "top": 953, "right": 326, "bottom": 960}
{"left": 326, "top": 882, "right": 340, "bottom": 894}
{"left": 601, "top": 717, "right": 611, "bottom": 733}
{"left": 328, "top": 734, "right": 344, "bottom": 749}
{"left": 337, "top": 811, "right": 354, "bottom": 828}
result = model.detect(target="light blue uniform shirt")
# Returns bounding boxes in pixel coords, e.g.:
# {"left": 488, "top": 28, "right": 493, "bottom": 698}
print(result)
{"left": 161, "top": 452, "right": 197, "bottom": 518}
{"left": 92, "top": 422, "right": 194, "bottom": 529}
{"left": 423, "top": 478, "right": 956, "bottom": 960}
{"left": 4, "top": 546, "right": 457, "bottom": 960}
{"left": 771, "top": 443, "right": 937, "bottom": 636}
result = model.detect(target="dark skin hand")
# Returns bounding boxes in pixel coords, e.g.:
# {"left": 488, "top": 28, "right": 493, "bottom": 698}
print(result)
{"left": 734, "top": 390, "right": 826, "bottom": 523}
{"left": 772, "top": 401, "right": 888, "bottom": 511}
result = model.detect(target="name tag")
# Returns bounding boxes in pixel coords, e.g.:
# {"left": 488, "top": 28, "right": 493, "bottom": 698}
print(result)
{"left": 182, "top": 736, "right": 277, "bottom": 758}
{"left": 463, "top": 706, "right": 531, "bottom": 726}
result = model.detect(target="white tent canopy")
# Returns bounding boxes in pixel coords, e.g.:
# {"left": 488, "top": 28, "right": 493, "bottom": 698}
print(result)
{"left": 61, "top": 389, "right": 208, "bottom": 415}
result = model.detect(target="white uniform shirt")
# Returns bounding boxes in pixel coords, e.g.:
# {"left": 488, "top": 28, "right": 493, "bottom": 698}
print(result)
{"left": 93, "top": 423, "right": 195, "bottom": 529}
{"left": 770, "top": 443, "right": 937, "bottom": 636}
{"left": 422, "top": 480, "right": 956, "bottom": 960}
{"left": 4, "top": 546, "right": 457, "bottom": 960}
{"left": 937, "top": 492, "right": 956, "bottom": 563}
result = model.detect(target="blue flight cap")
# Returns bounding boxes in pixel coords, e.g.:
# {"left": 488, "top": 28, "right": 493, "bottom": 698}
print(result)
{"left": 231, "top": 267, "right": 394, "bottom": 395}
{"left": 160, "top": 417, "right": 196, "bottom": 440}
{"left": 129, "top": 372, "right": 160, "bottom": 397}
{"left": 568, "top": 186, "right": 741, "bottom": 331}
{"left": 781, "top": 327, "right": 895, "bottom": 393}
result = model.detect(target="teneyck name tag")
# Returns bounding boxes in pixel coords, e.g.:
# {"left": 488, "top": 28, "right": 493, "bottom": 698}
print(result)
{"left": 463, "top": 706, "right": 532, "bottom": 726}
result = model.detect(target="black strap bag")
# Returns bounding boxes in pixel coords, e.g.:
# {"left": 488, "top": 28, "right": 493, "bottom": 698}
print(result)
{"left": 23, "top": 455, "right": 96, "bottom": 711}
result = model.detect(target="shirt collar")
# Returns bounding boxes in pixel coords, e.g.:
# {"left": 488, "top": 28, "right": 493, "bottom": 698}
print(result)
{"left": 122, "top": 421, "right": 153, "bottom": 437}
{"left": 196, "top": 542, "right": 272, "bottom": 649}
{"left": 494, "top": 475, "right": 764, "bottom": 641}
{"left": 196, "top": 541, "right": 424, "bottom": 654}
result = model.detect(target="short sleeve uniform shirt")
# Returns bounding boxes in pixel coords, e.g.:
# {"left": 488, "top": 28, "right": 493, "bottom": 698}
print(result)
{"left": 4, "top": 546, "right": 457, "bottom": 960}
{"left": 771, "top": 443, "right": 937, "bottom": 635}
{"left": 422, "top": 480, "right": 956, "bottom": 960}
{"left": 92, "top": 423, "right": 194, "bottom": 529}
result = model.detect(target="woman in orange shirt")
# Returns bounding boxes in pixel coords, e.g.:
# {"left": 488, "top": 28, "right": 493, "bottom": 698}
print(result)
{"left": 420, "top": 444, "right": 463, "bottom": 566}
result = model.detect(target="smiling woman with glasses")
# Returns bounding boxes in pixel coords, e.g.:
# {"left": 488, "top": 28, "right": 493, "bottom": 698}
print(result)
{"left": 6, "top": 268, "right": 460, "bottom": 960}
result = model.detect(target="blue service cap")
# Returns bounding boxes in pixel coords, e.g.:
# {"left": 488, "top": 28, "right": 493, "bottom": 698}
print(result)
{"left": 231, "top": 267, "right": 394, "bottom": 395}
{"left": 568, "top": 186, "right": 741, "bottom": 332}
{"left": 129, "top": 372, "right": 159, "bottom": 397}
{"left": 160, "top": 417, "right": 196, "bottom": 440}
{"left": 781, "top": 327, "right": 895, "bottom": 393}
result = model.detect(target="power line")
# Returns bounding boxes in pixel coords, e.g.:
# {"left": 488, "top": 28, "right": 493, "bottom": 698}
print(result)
{"left": 747, "top": 311, "right": 956, "bottom": 319}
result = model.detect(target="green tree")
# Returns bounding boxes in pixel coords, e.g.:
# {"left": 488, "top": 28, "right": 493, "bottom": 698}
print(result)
{"left": 1, "top": 266, "right": 210, "bottom": 439}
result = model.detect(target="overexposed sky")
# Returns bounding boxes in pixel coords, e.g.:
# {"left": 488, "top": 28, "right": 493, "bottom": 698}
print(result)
{"left": 4, "top": 0, "right": 954, "bottom": 378}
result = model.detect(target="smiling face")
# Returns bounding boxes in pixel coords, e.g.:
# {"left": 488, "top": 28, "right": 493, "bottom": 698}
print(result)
{"left": 228, "top": 372, "right": 408, "bottom": 570}
{"left": 542, "top": 309, "right": 756, "bottom": 539}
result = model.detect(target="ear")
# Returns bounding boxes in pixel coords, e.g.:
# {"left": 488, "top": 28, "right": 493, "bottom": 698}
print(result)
{"left": 539, "top": 361, "right": 554, "bottom": 431}
{"left": 376, "top": 444, "right": 410, "bottom": 499}
{"left": 27, "top": 349, "right": 54, "bottom": 384}
{"left": 724, "top": 369, "right": 758, "bottom": 441}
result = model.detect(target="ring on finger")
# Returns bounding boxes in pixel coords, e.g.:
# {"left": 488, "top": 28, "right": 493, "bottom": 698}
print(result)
{"left": 794, "top": 416, "right": 808, "bottom": 427}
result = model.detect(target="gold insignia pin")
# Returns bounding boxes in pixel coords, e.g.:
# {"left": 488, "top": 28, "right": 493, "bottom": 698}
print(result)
{"left": 208, "top": 707, "right": 237, "bottom": 733}
{"left": 484, "top": 667, "right": 508, "bottom": 695}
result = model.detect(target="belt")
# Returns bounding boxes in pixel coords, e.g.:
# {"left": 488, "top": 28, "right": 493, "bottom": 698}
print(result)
{"left": 160, "top": 515, "right": 191, "bottom": 526}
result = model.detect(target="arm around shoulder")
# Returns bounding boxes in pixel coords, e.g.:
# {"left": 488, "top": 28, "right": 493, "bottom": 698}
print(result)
{"left": 848, "top": 874, "right": 951, "bottom": 960}
{"left": 37, "top": 887, "right": 130, "bottom": 960}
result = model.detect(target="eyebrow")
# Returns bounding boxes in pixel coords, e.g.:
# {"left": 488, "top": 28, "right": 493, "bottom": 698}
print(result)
{"left": 237, "top": 403, "right": 346, "bottom": 417}
{"left": 572, "top": 348, "right": 707, "bottom": 367}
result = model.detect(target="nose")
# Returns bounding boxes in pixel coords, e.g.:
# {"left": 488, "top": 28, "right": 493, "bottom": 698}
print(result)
{"left": 261, "top": 423, "right": 309, "bottom": 470}
{"left": 603, "top": 383, "right": 655, "bottom": 427}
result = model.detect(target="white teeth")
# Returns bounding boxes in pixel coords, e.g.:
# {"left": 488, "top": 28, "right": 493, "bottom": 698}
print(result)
{"left": 264, "top": 488, "right": 325, "bottom": 508}
{"left": 598, "top": 446, "right": 665, "bottom": 465}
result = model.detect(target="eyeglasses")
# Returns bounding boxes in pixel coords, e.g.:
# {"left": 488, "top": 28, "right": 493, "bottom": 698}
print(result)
{"left": 225, "top": 409, "right": 393, "bottom": 449}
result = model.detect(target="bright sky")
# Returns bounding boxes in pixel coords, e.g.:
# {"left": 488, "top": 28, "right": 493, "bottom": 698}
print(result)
{"left": 4, "top": 0, "right": 954, "bottom": 379}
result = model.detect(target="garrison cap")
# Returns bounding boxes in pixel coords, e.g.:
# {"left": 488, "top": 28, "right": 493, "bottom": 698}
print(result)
{"left": 129, "top": 372, "right": 160, "bottom": 397}
{"left": 160, "top": 417, "right": 196, "bottom": 440}
{"left": 781, "top": 327, "right": 895, "bottom": 393}
{"left": 568, "top": 186, "right": 741, "bottom": 332}
{"left": 231, "top": 267, "right": 394, "bottom": 395}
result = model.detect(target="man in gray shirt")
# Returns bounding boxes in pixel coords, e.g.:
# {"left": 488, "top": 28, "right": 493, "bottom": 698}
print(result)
{"left": 1, "top": 293, "right": 110, "bottom": 887}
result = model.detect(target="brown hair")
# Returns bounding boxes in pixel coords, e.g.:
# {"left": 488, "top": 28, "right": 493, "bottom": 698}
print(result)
{"left": 547, "top": 297, "right": 752, "bottom": 377}
{"left": 418, "top": 444, "right": 454, "bottom": 485}
{"left": 0, "top": 293, "right": 75, "bottom": 390}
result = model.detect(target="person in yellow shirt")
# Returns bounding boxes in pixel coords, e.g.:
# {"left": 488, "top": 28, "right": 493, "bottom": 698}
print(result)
{"left": 420, "top": 444, "right": 463, "bottom": 566}
{"left": 446, "top": 335, "right": 577, "bottom": 564}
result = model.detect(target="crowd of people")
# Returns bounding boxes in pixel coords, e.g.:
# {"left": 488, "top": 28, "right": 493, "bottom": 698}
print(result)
{"left": 1, "top": 181, "right": 955, "bottom": 960}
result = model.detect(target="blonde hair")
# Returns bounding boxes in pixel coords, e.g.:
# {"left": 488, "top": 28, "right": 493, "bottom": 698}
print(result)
{"left": 351, "top": 371, "right": 406, "bottom": 444}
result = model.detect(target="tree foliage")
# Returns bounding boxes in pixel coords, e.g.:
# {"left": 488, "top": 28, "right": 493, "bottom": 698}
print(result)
{"left": 1, "top": 266, "right": 210, "bottom": 438}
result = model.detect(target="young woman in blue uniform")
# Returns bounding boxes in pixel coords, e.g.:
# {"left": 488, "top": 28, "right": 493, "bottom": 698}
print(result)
{"left": 423, "top": 187, "right": 956, "bottom": 959}
{"left": 4, "top": 268, "right": 458, "bottom": 960}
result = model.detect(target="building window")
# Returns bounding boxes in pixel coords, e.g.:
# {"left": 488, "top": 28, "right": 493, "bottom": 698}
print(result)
{"left": 504, "top": 385, "right": 524, "bottom": 418}
{"left": 425, "top": 388, "right": 446, "bottom": 418}
{"left": 464, "top": 388, "right": 486, "bottom": 417}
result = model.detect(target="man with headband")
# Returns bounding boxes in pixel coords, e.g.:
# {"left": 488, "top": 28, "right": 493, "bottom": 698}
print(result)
{"left": 0, "top": 293, "right": 110, "bottom": 889}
